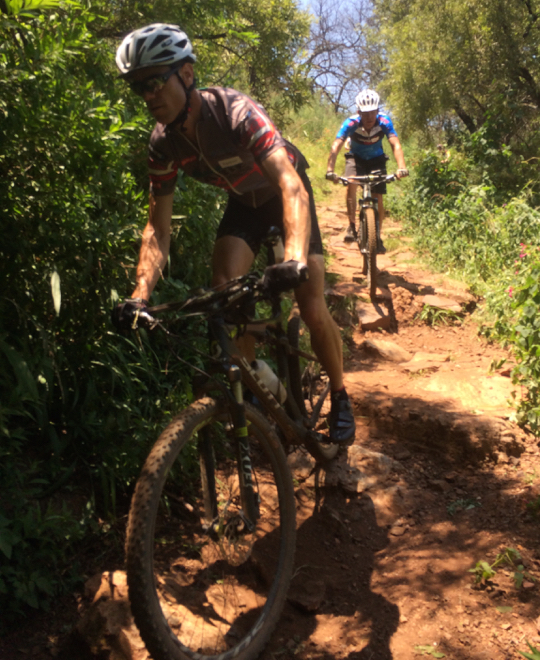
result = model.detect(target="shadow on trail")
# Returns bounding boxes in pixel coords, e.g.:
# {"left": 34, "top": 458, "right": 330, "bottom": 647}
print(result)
{"left": 261, "top": 383, "right": 539, "bottom": 660}
{"left": 350, "top": 386, "right": 525, "bottom": 463}
{"left": 263, "top": 486, "right": 400, "bottom": 660}
{"left": 346, "top": 388, "right": 539, "bottom": 660}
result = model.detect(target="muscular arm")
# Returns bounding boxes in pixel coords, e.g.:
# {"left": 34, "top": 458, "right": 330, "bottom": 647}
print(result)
{"left": 131, "top": 192, "right": 174, "bottom": 301}
{"left": 388, "top": 135, "right": 407, "bottom": 171}
{"left": 261, "top": 147, "right": 310, "bottom": 264}
{"left": 326, "top": 137, "right": 345, "bottom": 173}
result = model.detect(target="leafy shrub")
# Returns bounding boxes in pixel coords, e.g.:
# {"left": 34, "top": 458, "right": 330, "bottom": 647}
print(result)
{"left": 0, "top": 5, "right": 223, "bottom": 621}
{"left": 507, "top": 245, "right": 540, "bottom": 434}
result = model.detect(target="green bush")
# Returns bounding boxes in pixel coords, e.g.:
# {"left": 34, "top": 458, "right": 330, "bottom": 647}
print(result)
{"left": 507, "top": 245, "right": 540, "bottom": 434}
{"left": 0, "top": 5, "right": 224, "bottom": 622}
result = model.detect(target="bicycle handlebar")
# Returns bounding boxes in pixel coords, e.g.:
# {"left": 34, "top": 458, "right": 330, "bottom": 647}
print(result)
{"left": 327, "top": 172, "right": 398, "bottom": 186}
{"left": 130, "top": 274, "right": 270, "bottom": 331}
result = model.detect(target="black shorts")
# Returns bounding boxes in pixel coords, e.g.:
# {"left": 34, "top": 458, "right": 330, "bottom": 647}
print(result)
{"left": 216, "top": 166, "right": 324, "bottom": 256}
{"left": 344, "top": 153, "right": 388, "bottom": 195}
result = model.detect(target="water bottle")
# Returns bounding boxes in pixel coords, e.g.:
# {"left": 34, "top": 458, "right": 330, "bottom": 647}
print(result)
{"left": 272, "top": 236, "right": 285, "bottom": 264}
{"left": 251, "top": 359, "right": 287, "bottom": 403}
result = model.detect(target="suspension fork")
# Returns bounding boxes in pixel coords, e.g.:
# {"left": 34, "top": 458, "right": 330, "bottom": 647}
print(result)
{"left": 358, "top": 185, "right": 380, "bottom": 249}
{"left": 198, "top": 321, "right": 260, "bottom": 532}
{"left": 228, "top": 365, "right": 259, "bottom": 527}
{"left": 197, "top": 368, "right": 259, "bottom": 533}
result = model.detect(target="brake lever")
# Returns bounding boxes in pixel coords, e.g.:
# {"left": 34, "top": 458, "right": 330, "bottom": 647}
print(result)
{"left": 131, "top": 309, "right": 160, "bottom": 331}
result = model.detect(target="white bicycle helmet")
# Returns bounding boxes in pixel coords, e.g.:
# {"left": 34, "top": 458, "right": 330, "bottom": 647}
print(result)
{"left": 116, "top": 24, "right": 196, "bottom": 77}
{"left": 355, "top": 89, "right": 380, "bottom": 113}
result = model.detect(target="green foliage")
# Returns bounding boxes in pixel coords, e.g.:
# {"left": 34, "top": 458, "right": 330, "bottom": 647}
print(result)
{"left": 0, "top": 0, "right": 313, "bottom": 621}
{"left": 506, "top": 245, "right": 540, "bottom": 434}
{"left": 527, "top": 496, "right": 540, "bottom": 517}
{"left": 469, "top": 547, "right": 536, "bottom": 588}
{"left": 374, "top": 0, "right": 540, "bottom": 157}
{"left": 97, "top": 0, "right": 311, "bottom": 117}
{"left": 1, "top": 0, "right": 64, "bottom": 16}
{"left": 469, "top": 560, "right": 496, "bottom": 584}
{"left": 520, "top": 641, "right": 540, "bottom": 660}
{"left": 282, "top": 95, "right": 345, "bottom": 197}
{"left": 446, "top": 498, "right": 480, "bottom": 516}
{"left": 417, "top": 305, "right": 462, "bottom": 327}
{"left": 0, "top": 504, "right": 87, "bottom": 616}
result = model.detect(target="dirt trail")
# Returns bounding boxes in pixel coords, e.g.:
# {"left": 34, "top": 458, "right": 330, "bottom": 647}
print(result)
{"left": 2, "top": 205, "right": 540, "bottom": 660}
{"left": 261, "top": 204, "right": 540, "bottom": 660}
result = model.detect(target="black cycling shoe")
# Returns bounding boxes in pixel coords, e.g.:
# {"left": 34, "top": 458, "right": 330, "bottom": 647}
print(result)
{"left": 344, "top": 225, "right": 357, "bottom": 243}
{"left": 377, "top": 238, "right": 387, "bottom": 255}
{"left": 329, "top": 394, "right": 356, "bottom": 444}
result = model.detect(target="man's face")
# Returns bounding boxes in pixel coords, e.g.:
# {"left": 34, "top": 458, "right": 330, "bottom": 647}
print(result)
{"left": 126, "top": 64, "right": 191, "bottom": 125}
{"left": 360, "top": 110, "right": 378, "bottom": 130}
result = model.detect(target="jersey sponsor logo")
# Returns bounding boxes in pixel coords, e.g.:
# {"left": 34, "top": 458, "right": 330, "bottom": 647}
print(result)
{"left": 218, "top": 156, "right": 243, "bottom": 168}
{"left": 353, "top": 129, "right": 383, "bottom": 146}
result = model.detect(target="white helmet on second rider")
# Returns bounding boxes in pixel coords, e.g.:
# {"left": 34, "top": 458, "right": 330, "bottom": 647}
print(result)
{"left": 355, "top": 89, "right": 380, "bottom": 113}
{"left": 116, "top": 24, "right": 196, "bottom": 77}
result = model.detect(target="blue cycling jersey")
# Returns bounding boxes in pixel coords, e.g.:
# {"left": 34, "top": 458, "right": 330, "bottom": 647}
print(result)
{"left": 336, "top": 112, "right": 397, "bottom": 160}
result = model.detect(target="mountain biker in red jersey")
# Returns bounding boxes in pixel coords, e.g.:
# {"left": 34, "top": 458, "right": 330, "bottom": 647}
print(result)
{"left": 111, "top": 24, "right": 355, "bottom": 443}
{"left": 326, "top": 89, "right": 409, "bottom": 252}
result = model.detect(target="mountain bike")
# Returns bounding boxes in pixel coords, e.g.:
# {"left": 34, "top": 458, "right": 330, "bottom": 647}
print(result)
{"left": 329, "top": 171, "right": 397, "bottom": 299}
{"left": 122, "top": 240, "right": 339, "bottom": 660}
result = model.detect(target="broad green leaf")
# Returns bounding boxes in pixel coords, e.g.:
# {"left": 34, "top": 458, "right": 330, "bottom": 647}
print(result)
{"left": 51, "top": 270, "right": 61, "bottom": 316}
{"left": 0, "top": 339, "right": 39, "bottom": 402}
{"left": 4, "top": 0, "right": 62, "bottom": 14}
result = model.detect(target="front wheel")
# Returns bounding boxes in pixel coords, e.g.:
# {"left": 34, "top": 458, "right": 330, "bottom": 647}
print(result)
{"left": 126, "top": 397, "right": 297, "bottom": 660}
{"left": 361, "top": 208, "right": 378, "bottom": 299}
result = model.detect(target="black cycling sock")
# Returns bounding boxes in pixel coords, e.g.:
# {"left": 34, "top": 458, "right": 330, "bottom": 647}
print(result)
{"left": 331, "top": 387, "right": 349, "bottom": 403}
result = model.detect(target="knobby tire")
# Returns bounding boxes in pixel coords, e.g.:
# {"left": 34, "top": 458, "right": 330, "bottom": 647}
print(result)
{"left": 364, "top": 208, "right": 378, "bottom": 299}
{"left": 126, "top": 397, "right": 296, "bottom": 660}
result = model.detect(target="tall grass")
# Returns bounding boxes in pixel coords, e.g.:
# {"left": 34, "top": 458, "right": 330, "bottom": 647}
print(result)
{"left": 282, "top": 98, "right": 345, "bottom": 202}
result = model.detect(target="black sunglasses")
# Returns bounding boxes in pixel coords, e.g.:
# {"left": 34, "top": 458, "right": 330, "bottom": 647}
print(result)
{"left": 129, "top": 66, "right": 181, "bottom": 97}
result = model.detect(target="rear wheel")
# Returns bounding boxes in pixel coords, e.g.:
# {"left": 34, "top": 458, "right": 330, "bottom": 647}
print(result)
{"left": 126, "top": 397, "right": 296, "bottom": 660}
{"left": 287, "top": 317, "right": 338, "bottom": 462}
{"left": 287, "top": 315, "right": 307, "bottom": 417}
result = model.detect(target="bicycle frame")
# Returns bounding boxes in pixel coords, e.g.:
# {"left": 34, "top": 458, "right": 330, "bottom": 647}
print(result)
{"left": 135, "top": 229, "right": 333, "bottom": 536}
{"left": 192, "top": 305, "right": 329, "bottom": 532}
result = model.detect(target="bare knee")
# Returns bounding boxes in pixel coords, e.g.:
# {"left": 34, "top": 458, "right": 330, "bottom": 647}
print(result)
{"left": 297, "top": 295, "right": 332, "bottom": 334}
{"left": 212, "top": 236, "right": 254, "bottom": 287}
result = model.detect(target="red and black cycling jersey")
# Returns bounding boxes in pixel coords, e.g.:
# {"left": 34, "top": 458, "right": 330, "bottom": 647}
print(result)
{"left": 148, "top": 87, "right": 307, "bottom": 208}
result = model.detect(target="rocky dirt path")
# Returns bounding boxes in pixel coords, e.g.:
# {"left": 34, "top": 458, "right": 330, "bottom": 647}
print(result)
{"left": 264, "top": 204, "right": 540, "bottom": 660}
{"left": 2, "top": 205, "right": 540, "bottom": 660}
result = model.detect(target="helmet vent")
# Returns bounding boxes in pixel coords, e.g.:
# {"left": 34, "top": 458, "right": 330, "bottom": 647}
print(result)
{"left": 151, "top": 49, "right": 176, "bottom": 61}
{"left": 149, "top": 34, "right": 169, "bottom": 49}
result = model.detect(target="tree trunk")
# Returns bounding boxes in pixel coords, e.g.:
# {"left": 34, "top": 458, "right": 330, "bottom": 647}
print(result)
{"left": 453, "top": 105, "right": 477, "bottom": 133}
